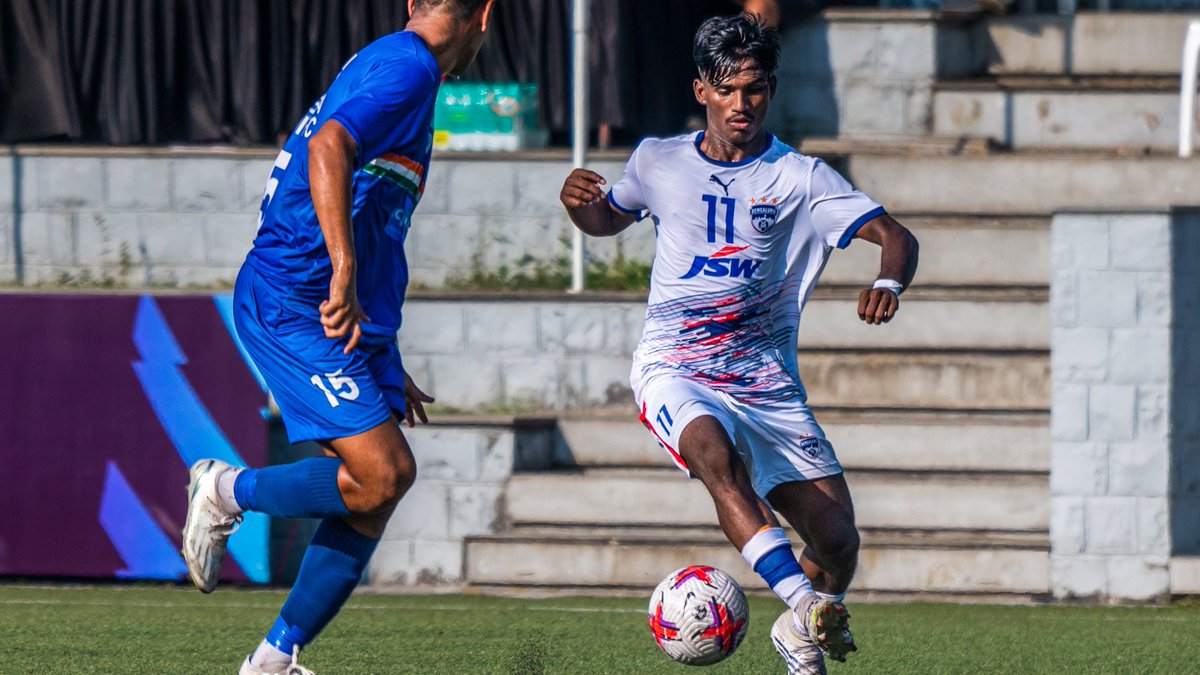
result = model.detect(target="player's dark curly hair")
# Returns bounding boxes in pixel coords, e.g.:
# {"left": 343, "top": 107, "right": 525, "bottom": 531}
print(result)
{"left": 412, "top": 0, "right": 491, "bottom": 21}
{"left": 693, "top": 13, "right": 781, "bottom": 86}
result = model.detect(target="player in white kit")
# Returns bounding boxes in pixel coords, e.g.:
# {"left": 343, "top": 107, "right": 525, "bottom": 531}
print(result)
{"left": 560, "top": 13, "right": 918, "bottom": 675}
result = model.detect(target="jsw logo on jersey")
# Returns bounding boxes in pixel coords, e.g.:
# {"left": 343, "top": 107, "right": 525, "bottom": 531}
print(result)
{"left": 680, "top": 245, "right": 762, "bottom": 280}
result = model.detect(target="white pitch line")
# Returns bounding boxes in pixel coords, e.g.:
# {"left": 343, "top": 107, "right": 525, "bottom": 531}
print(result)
{"left": 0, "top": 597, "right": 642, "bottom": 615}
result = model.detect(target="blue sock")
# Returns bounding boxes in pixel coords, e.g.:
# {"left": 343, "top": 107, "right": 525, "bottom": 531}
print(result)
{"left": 741, "top": 527, "right": 813, "bottom": 609}
{"left": 234, "top": 457, "right": 351, "bottom": 519}
{"left": 265, "top": 518, "right": 379, "bottom": 656}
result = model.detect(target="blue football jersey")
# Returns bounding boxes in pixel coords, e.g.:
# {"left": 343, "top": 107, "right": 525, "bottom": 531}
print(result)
{"left": 247, "top": 31, "right": 440, "bottom": 349}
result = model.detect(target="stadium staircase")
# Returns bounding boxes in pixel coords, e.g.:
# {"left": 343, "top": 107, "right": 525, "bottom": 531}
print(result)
{"left": 458, "top": 13, "right": 1196, "bottom": 601}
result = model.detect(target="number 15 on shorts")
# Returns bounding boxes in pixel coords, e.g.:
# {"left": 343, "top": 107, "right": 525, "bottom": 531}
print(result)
{"left": 310, "top": 369, "right": 360, "bottom": 408}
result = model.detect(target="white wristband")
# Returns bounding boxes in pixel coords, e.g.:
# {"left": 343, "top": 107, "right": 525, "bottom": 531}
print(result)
{"left": 872, "top": 278, "right": 904, "bottom": 297}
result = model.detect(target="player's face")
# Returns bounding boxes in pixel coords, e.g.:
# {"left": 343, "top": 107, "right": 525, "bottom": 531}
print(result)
{"left": 448, "top": 0, "right": 495, "bottom": 77}
{"left": 694, "top": 61, "right": 776, "bottom": 148}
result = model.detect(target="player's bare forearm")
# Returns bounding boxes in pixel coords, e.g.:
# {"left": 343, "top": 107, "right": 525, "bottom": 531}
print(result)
{"left": 309, "top": 119, "right": 368, "bottom": 351}
{"left": 560, "top": 168, "right": 638, "bottom": 237}
{"left": 309, "top": 120, "right": 358, "bottom": 278}
{"left": 852, "top": 214, "right": 920, "bottom": 325}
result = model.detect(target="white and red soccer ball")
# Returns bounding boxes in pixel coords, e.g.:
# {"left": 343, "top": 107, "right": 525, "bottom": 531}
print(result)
{"left": 647, "top": 565, "right": 750, "bottom": 666}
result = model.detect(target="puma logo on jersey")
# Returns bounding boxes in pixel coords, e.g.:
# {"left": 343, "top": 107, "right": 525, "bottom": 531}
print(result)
{"left": 708, "top": 174, "right": 735, "bottom": 197}
{"left": 680, "top": 245, "right": 761, "bottom": 279}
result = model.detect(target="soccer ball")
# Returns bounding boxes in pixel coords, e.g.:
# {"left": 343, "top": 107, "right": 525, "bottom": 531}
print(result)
{"left": 647, "top": 565, "right": 749, "bottom": 666}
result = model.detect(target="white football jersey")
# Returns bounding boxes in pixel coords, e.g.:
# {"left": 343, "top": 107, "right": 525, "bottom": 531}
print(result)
{"left": 610, "top": 131, "right": 885, "bottom": 404}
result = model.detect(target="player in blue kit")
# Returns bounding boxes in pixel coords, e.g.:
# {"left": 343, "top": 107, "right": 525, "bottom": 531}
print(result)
{"left": 181, "top": 2, "right": 495, "bottom": 673}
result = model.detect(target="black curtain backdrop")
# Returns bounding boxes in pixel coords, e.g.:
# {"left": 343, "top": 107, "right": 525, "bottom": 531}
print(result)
{"left": 0, "top": 0, "right": 801, "bottom": 146}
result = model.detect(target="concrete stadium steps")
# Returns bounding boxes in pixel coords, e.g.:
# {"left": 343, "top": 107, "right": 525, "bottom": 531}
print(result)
{"left": 465, "top": 526, "right": 1050, "bottom": 596}
{"left": 844, "top": 153, "right": 1200, "bottom": 215}
{"left": 797, "top": 350, "right": 1047, "bottom": 411}
{"left": 798, "top": 290, "right": 1047, "bottom": 350}
{"left": 502, "top": 468, "right": 1047, "bottom": 533}
{"left": 932, "top": 78, "right": 1187, "bottom": 152}
{"left": 555, "top": 410, "right": 1049, "bottom": 473}
{"left": 983, "top": 14, "right": 1194, "bottom": 77}
{"left": 820, "top": 214, "right": 1048, "bottom": 287}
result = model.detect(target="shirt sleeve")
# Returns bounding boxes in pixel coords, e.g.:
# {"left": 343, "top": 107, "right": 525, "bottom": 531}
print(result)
{"left": 808, "top": 159, "right": 886, "bottom": 249}
{"left": 607, "top": 141, "right": 649, "bottom": 219}
{"left": 327, "top": 60, "right": 438, "bottom": 167}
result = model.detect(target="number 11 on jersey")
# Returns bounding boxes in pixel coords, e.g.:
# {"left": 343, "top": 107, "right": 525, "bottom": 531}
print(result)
{"left": 702, "top": 195, "right": 736, "bottom": 244}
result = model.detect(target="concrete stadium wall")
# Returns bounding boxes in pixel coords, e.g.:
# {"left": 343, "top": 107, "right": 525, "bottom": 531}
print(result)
{"left": 0, "top": 148, "right": 648, "bottom": 290}
{"left": 1050, "top": 209, "right": 1200, "bottom": 601}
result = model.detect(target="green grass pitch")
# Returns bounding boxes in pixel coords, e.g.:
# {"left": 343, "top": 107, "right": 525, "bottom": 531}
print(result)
{"left": 2, "top": 584, "right": 1199, "bottom": 674}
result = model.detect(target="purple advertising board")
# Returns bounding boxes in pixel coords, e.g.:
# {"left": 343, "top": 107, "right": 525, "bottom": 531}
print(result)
{"left": 0, "top": 292, "right": 270, "bottom": 583}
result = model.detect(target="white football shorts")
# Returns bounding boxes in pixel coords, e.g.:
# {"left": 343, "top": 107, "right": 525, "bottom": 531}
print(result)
{"left": 635, "top": 374, "right": 843, "bottom": 498}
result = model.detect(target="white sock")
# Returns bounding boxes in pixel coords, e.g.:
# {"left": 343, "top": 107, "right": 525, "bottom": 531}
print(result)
{"left": 216, "top": 468, "right": 244, "bottom": 515}
{"left": 250, "top": 640, "right": 291, "bottom": 672}
{"left": 816, "top": 590, "right": 846, "bottom": 603}
{"left": 740, "top": 527, "right": 813, "bottom": 610}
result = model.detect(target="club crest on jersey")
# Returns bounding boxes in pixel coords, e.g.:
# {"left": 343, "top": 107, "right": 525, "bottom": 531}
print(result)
{"left": 749, "top": 197, "right": 780, "bottom": 233}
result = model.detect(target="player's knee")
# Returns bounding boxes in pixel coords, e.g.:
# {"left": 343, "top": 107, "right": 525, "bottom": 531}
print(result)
{"left": 817, "top": 526, "right": 860, "bottom": 567}
{"left": 350, "top": 455, "right": 416, "bottom": 514}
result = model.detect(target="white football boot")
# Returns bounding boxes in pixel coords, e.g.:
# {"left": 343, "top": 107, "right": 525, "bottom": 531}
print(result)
{"left": 771, "top": 594, "right": 858, "bottom": 674}
{"left": 239, "top": 647, "right": 315, "bottom": 675}
{"left": 770, "top": 610, "right": 827, "bottom": 675}
{"left": 181, "top": 458, "right": 241, "bottom": 593}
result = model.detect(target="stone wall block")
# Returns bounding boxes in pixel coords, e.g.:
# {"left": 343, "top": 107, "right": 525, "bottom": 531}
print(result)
{"left": 0, "top": 155, "right": 13, "bottom": 211}
{"left": 1083, "top": 496, "right": 1138, "bottom": 554}
{"left": 876, "top": 24, "right": 936, "bottom": 78}
{"left": 20, "top": 212, "right": 76, "bottom": 266}
{"left": 826, "top": 24, "right": 880, "bottom": 76}
{"left": 106, "top": 158, "right": 172, "bottom": 211}
{"left": 381, "top": 481, "right": 450, "bottom": 541}
{"left": 466, "top": 304, "right": 540, "bottom": 353}
{"left": 426, "top": 355, "right": 502, "bottom": 409}
{"left": 1050, "top": 442, "right": 1107, "bottom": 496}
{"left": 411, "top": 428, "right": 484, "bottom": 481}
{"left": 203, "top": 214, "right": 255, "bottom": 268}
{"left": 1088, "top": 385, "right": 1136, "bottom": 442}
{"left": 0, "top": 215, "right": 11, "bottom": 267}
{"left": 1135, "top": 497, "right": 1171, "bottom": 556}
{"left": 135, "top": 214, "right": 209, "bottom": 266}
{"left": 34, "top": 157, "right": 104, "bottom": 209}
{"left": 839, "top": 81, "right": 908, "bottom": 137}
{"left": 442, "top": 163, "right": 517, "bottom": 215}
{"left": 500, "top": 357, "right": 563, "bottom": 408}
{"left": 241, "top": 158, "right": 271, "bottom": 211}
{"left": 1110, "top": 215, "right": 1170, "bottom": 272}
{"left": 1051, "top": 327, "right": 1108, "bottom": 383}
{"left": 540, "top": 304, "right": 609, "bottom": 355}
{"left": 367, "top": 541, "right": 414, "bottom": 585}
{"left": 171, "top": 159, "right": 244, "bottom": 212}
{"left": 1109, "top": 328, "right": 1169, "bottom": 385}
{"left": 75, "top": 211, "right": 138, "bottom": 268}
{"left": 582, "top": 356, "right": 636, "bottom": 408}
{"left": 1136, "top": 273, "right": 1170, "bottom": 325}
{"left": 1105, "top": 556, "right": 1169, "bottom": 601}
{"left": 478, "top": 430, "right": 517, "bottom": 479}
{"left": 1050, "top": 496, "right": 1086, "bottom": 555}
{"left": 448, "top": 484, "right": 505, "bottom": 539}
{"left": 1136, "top": 385, "right": 1169, "bottom": 441}
{"left": 1052, "top": 216, "right": 1109, "bottom": 271}
{"left": 1077, "top": 270, "right": 1138, "bottom": 328}
{"left": 1051, "top": 555, "right": 1107, "bottom": 598}
{"left": 405, "top": 540, "right": 466, "bottom": 584}
{"left": 400, "top": 303, "right": 467, "bottom": 354}
{"left": 1050, "top": 270, "right": 1078, "bottom": 326}
{"left": 1108, "top": 441, "right": 1168, "bottom": 498}
{"left": 1050, "top": 382, "right": 1089, "bottom": 442}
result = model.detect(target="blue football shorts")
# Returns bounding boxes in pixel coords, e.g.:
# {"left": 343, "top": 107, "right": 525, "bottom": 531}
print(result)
{"left": 232, "top": 264, "right": 406, "bottom": 444}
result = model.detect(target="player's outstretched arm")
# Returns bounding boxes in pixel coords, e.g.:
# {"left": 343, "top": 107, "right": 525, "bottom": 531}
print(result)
{"left": 310, "top": 119, "right": 370, "bottom": 353}
{"left": 560, "top": 168, "right": 637, "bottom": 237}
{"left": 852, "top": 214, "right": 919, "bottom": 326}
